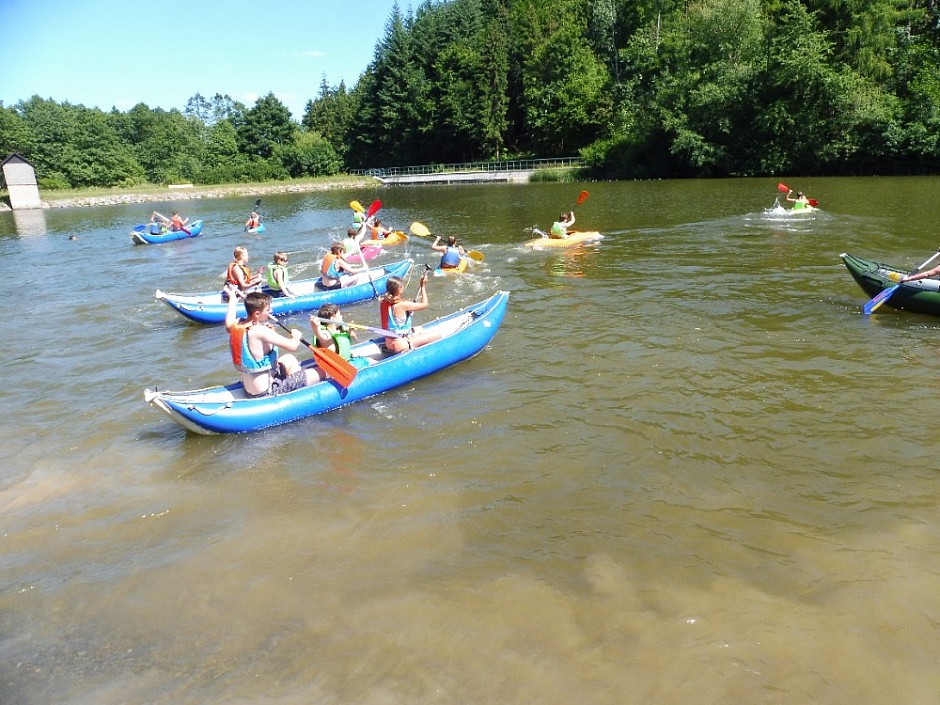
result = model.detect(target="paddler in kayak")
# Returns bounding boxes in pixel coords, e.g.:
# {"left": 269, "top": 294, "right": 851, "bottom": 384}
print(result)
{"left": 223, "top": 285, "right": 325, "bottom": 397}
{"left": 245, "top": 208, "right": 261, "bottom": 231}
{"left": 310, "top": 303, "right": 370, "bottom": 369}
{"left": 342, "top": 226, "right": 366, "bottom": 256}
{"left": 380, "top": 269, "right": 440, "bottom": 352}
{"left": 550, "top": 210, "right": 576, "bottom": 238}
{"left": 222, "top": 246, "right": 263, "bottom": 301}
{"left": 431, "top": 235, "right": 466, "bottom": 269}
{"left": 317, "top": 242, "right": 366, "bottom": 291}
{"left": 785, "top": 189, "right": 812, "bottom": 210}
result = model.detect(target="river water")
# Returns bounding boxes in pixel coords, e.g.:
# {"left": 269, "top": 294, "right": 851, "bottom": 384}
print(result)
{"left": 2, "top": 177, "right": 940, "bottom": 704}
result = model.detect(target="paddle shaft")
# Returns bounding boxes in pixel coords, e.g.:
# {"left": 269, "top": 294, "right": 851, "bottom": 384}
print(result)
{"left": 354, "top": 238, "right": 380, "bottom": 298}
{"left": 152, "top": 210, "right": 190, "bottom": 236}
{"left": 410, "top": 222, "right": 482, "bottom": 260}
{"left": 271, "top": 318, "right": 315, "bottom": 350}
{"left": 311, "top": 316, "right": 401, "bottom": 338}
{"left": 864, "top": 250, "right": 940, "bottom": 314}
{"left": 778, "top": 182, "right": 817, "bottom": 207}
{"left": 272, "top": 319, "right": 357, "bottom": 387}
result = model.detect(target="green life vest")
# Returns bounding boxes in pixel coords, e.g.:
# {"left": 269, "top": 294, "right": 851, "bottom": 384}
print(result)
{"left": 266, "top": 263, "right": 289, "bottom": 291}
{"left": 331, "top": 330, "right": 352, "bottom": 359}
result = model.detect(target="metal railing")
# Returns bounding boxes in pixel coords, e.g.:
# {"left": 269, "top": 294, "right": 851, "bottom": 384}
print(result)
{"left": 351, "top": 157, "right": 582, "bottom": 178}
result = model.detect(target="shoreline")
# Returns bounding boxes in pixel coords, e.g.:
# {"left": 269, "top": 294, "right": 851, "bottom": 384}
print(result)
{"left": 0, "top": 177, "right": 377, "bottom": 211}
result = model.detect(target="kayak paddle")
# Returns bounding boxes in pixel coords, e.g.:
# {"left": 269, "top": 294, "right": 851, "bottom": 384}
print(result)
{"left": 350, "top": 200, "right": 365, "bottom": 213}
{"left": 777, "top": 182, "right": 818, "bottom": 207}
{"left": 410, "top": 221, "right": 484, "bottom": 261}
{"left": 863, "top": 250, "right": 940, "bottom": 314}
{"left": 273, "top": 319, "right": 358, "bottom": 387}
{"left": 311, "top": 316, "right": 402, "bottom": 338}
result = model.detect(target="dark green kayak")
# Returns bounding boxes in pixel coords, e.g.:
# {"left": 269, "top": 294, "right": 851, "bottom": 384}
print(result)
{"left": 841, "top": 252, "right": 940, "bottom": 316}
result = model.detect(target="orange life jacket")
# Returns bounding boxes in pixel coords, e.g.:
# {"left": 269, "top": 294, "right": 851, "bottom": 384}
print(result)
{"left": 321, "top": 253, "right": 338, "bottom": 277}
{"left": 227, "top": 262, "right": 251, "bottom": 287}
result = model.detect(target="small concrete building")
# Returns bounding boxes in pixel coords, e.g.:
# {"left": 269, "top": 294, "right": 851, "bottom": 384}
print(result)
{"left": 1, "top": 153, "right": 42, "bottom": 209}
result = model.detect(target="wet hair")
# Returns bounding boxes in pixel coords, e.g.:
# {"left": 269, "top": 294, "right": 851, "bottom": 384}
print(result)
{"left": 385, "top": 276, "right": 404, "bottom": 300}
{"left": 244, "top": 291, "right": 272, "bottom": 315}
{"left": 318, "top": 302, "right": 339, "bottom": 319}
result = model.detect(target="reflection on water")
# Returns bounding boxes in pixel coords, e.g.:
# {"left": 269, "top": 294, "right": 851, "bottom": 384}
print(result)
{"left": 12, "top": 207, "right": 47, "bottom": 235}
{"left": 3, "top": 178, "right": 940, "bottom": 705}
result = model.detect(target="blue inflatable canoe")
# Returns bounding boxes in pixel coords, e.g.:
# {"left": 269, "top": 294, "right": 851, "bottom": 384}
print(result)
{"left": 144, "top": 290, "right": 509, "bottom": 434}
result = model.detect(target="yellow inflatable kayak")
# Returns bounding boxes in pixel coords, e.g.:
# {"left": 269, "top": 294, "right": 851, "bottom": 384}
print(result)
{"left": 432, "top": 257, "right": 469, "bottom": 277}
{"left": 524, "top": 230, "right": 603, "bottom": 248}
{"left": 363, "top": 230, "right": 408, "bottom": 247}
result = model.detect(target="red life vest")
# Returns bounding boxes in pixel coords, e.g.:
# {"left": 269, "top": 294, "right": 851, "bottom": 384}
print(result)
{"left": 379, "top": 299, "right": 392, "bottom": 330}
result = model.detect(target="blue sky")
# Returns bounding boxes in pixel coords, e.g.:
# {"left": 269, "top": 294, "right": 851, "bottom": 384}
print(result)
{"left": 0, "top": 0, "right": 400, "bottom": 120}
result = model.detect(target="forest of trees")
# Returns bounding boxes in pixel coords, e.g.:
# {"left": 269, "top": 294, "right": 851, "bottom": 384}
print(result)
{"left": 2, "top": 0, "right": 939, "bottom": 189}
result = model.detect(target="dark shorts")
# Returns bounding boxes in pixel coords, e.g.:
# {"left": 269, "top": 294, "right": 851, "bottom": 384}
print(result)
{"left": 269, "top": 370, "right": 309, "bottom": 396}
{"left": 316, "top": 280, "right": 342, "bottom": 291}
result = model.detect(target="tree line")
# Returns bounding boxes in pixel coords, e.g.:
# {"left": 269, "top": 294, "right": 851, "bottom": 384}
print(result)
{"left": 2, "top": 0, "right": 939, "bottom": 188}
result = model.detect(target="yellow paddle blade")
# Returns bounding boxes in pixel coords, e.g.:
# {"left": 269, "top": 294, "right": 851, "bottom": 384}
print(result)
{"left": 467, "top": 250, "right": 484, "bottom": 262}
{"left": 410, "top": 221, "right": 431, "bottom": 237}
{"left": 350, "top": 200, "right": 365, "bottom": 213}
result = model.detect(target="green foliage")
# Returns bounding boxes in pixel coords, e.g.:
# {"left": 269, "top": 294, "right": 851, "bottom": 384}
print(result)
{"left": 303, "top": 78, "right": 357, "bottom": 160}
{"left": 528, "top": 167, "right": 580, "bottom": 182}
{"left": 235, "top": 92, "right": 298, "bottom": 160}
{"left": 15, "top": 97, "right": 143, "bottom": 187}
{"left": 0, "top": 105, "right": 35, "bottom": 156}
{"left": 4, "top": 0, "right": 940, "bottom": 183}
{"left": 277, "top": 131, "right": 342, "bottom": 177}
{"left": 37, "top": 173, "right": 71, "bottom": 190}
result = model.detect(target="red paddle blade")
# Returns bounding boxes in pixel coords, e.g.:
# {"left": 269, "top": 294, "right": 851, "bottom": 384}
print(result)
{"left": 808, "top": 199, "right": 818, "bottom": 207}
{"left": 576, "top": 190, "right": 589, "bottom": 206}
{"left": 777, "top": 182, "right": 789, "bottom": 193}
{"left": 310, "top": 345, "right": 358, "bottom": 388}
{"left": 366, "top": 199, "right": 382, "bottom": 218}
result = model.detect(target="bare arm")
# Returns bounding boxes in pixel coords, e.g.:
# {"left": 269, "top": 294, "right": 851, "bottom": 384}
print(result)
{"left": 309, "top": 317, "right": 333, "bottom": 347}
{"left": 276, "top": 269, "right": 295, "bottom": 296}
{"left": 224, "top": 284, "right": 239, "bottom": 331}
{"left": 902, "top": 263, "right": 940, "bottom": 282}
{"left": 253, "top": 323, "right": 303, "bottom": 352}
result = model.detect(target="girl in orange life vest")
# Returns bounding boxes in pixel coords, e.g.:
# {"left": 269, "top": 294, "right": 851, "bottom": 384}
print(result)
{"left": 317, "top": 242, "right": 364, "bottom": 291}
{"left": 380, "top": 270, "right": 441, "bottom": 353}
{"left": 368, "top": 219, "right": 393, "bottom": 240}
{"left": 169, "top": 211, "right": 189, "bottom": 232}
{"left": 223, "top": 284, "right": 325, "bottom": 397}
{"left": 223, "top": 247, "right": 263, "bottom": 299}
{"left": 245, "top": 209, "right": 261, "bottom": 230}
